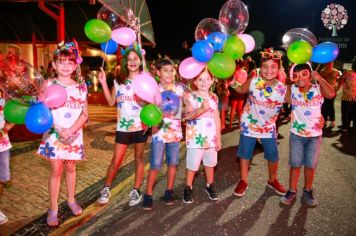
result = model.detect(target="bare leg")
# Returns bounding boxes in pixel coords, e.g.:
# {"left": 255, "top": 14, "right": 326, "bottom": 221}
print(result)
{"left": 64, "top": 160, "right": 77, "bottom": 203}
{"left": 304, "top": 167, "right": 315, "bottom": 190}
{"left": 267, "top": 160, "right": 279, "bottom": 182}
{"left": 289, "top": 167, "right": 301, "bottom": 192}
{"left": 104, "top": 143, "right": 127, "bottom": 186}
{"left": 186, "top": 169, "right": 195, "bottom": 187}
{"left": 134, "top": 142, "right": 146, "bottom": 189}
{"left": 240, "top": 158, "right": 250, "bottom": 182}
{"left": 146, "top": 169, "right": 158, "bottom": 195}
{"left": 204, "top": 166, "right": 215, "bottom": 185}
{"left": 49, "top": 160, "right": 64, "bottom": 211}
{"left": 167, "top": 166, "right": 177, "bottom": 190}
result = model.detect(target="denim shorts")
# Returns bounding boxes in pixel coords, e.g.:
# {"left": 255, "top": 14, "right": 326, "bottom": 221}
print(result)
{"left": 115, "top": 130, "right": 150, "bottom": 145}
{"left": 237, "top": 133, "right": 279, "bottom": 162}
{"left": 0, "top": 150, "right": 10, "bottom": 182}
{"left": 289, "top": 133, "right": 322, "bottom": 169}
{"left": 150, "top": 141, "right": 180, "bottom": 170}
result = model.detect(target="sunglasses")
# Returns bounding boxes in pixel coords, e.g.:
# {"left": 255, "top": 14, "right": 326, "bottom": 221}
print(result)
{"left": 260, "top": 51, "right": 282, "bottom": 60}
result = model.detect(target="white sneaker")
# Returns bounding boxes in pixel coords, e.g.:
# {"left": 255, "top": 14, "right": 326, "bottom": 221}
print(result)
{"left": 0, "top": 210, "right": 8, "bottom": 225}
{"left": 98, "top": 186, "right": 111, "bottom": 204}
{"left": 128, "top": 189, "right": 142, "bottom": 207}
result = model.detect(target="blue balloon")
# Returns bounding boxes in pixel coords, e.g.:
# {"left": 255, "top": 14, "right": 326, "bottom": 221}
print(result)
{"left": 192, "top": 40, "right": 214, "bottom": 63}
{"left": 25, "top": 103, "right": 53, "bottom": 134}
{"left": 310, "top": 42, "right": 339, "bottom": 64}
{"left": 207, "top": 32, "right": 227, "bottom": 51}
{"left": 101, "top": 39, "right": 118, "bottom": 54}
{"left": 160, "top": 91, "right": 180, "bottom": 116}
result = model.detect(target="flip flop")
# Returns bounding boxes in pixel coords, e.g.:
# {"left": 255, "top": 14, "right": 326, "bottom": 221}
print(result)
{"left": 68, "top": 201, "right": 83, "bottom": 216}
{"left": 47, "top": 210, "right": 59, "bottom": 227}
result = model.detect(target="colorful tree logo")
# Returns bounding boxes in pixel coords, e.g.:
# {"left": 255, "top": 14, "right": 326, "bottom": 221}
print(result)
{"left": 321, "top": 3, "right": 348, "bottom": 36}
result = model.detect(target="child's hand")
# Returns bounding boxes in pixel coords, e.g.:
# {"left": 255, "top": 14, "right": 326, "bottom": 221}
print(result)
{"left": 200, "top": 99, "right": 210, "bottom": 112}
{"left": 311, "top": 71, "right": 323, "bottom": 83}
{"left": 98, "top": 67, "right": 107, "bottom": 85}
{"left": 215, "top": 136, "right": 221, "bottom": 151}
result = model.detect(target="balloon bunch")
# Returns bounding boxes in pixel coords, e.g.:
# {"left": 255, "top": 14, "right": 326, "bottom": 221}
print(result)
{"left": 132, "top": 72, "right": 163, "bottom": 127}
{"left": 283, "top": 28, "right": 339, "bottom": 65}
{"left": 84, "top": 6, "right": 138, "bottom": 55}
{"left": 179, "top": 0, "right": 255, "bottom": 80}
{"left": 0, "top": 57, "right": 68, "bottom": 134}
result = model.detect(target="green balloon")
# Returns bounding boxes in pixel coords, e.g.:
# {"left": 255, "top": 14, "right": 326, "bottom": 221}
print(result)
{"left": 223, "top": 35, "right": 246, "bottom": 60}
{"left": 4, "top": 100, "right": 30, "bottom": 124}
{"left": 207, "top": 53, "right": 236, "bottom": 79}
{"left": 140, "top": 104, "right": 163, "bottom": 127}
{"left": 287, "top": 40, "right": 313, "bottom": 64}
{"left": 84, "top": 19, "right": 112, "bottom": 43}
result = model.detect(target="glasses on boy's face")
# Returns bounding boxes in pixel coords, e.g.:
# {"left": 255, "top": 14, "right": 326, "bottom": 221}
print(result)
{"left": 260, "top": 51, "right": 282, "bottom": 60}
{"left": 291, "top": 70, "right": 310, "bottom": 81}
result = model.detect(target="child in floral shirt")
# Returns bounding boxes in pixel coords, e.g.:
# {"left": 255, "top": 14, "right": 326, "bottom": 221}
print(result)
{"left": 281, "top": 63, "right": 335, "bottom": 206}
{"left": 183, "top": 69, "right": 221, "bottom": 204}
{"left": 230, "top": 48, "right": 287, "bottom": 197}
{"left": 142, "top": 58, "right": 185, "bottom": 210}
{"left": 0, "top": 92, "right": 14, "bottom": 225}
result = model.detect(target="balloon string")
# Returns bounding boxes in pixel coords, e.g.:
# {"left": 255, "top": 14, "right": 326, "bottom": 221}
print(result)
{"left": 101, "top": 42, "right": 109, "bottom": 69}
{"left": 315, "top": 64, "right": 321, "bottom": 72}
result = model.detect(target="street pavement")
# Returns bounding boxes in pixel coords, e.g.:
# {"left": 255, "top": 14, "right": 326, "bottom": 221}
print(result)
{"left": 0, "top": 101, "right": 355, "bottom": 236}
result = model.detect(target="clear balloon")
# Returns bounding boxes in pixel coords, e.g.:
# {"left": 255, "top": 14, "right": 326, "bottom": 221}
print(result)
{"left": 194, "top": 18, "right": 227, "bottom": 41}
{"left": 219, "top": 0, "right": 249, "bottom": 35}
{"left": 0, "top": 57, "right": 44, "bottom": 102}
{"left": 160, "top": 91, "right": 180, "bottom": 117}
{"left": 282, "top": 28, "right": 318, "bottom": 48}
{"left": 97, "top": 5, "right": 126, "bottom": 28}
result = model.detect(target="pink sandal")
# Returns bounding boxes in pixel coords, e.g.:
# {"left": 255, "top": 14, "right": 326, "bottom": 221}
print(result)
{"left": 47, "top": 210, "right": 59, "bottom": 227}
{"left": 68, "top": 201, "right": 83, "bottom": 216}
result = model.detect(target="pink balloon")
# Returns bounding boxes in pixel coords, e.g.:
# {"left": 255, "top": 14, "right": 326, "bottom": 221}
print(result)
{"left": 178, "top": 57, "right": 206, "bottom": 80}
{"left": 111, "top": 27, "right": 136, "bottom": 46}
{"left": 132, "top": 72, "right": 160, "bottom": 104}
{"left": 40, "top": 84, "right": 67, "bottom": 108}
{"left": 239, "top": 34, "right": 255, "bottom": 53}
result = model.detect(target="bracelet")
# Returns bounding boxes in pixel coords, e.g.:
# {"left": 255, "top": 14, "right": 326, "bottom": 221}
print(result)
{"left": 230, "top": 81, "right": 241, "bottom": 89}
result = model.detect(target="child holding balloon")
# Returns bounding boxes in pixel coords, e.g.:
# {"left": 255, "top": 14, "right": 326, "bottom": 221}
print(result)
{"left": 280, "top": 63, "right": 335, "bottom": 206}
{"left": 142, "top": 58, "right": 185, "bottom": 210}
{"left": 182, "top": 69, "right": 221, "bottom": 204}
{"left": 230, "top": 48, "right": 287, "bottom": 197}
{"left": 97, "top": 46, "right": 149, "bottom": 207}
{"left": 36, "top": 42, "right": 88, "bottom": 227}
{"left": 0, "top": 91, "right": 15, "bottom": 225}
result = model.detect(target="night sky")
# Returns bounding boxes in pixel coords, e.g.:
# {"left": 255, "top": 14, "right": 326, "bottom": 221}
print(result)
{"left": 145, "top": 0, "right": 355, "bottom": 62}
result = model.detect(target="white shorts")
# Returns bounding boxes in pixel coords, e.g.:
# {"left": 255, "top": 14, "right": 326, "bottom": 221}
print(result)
{"left": 186, "top": 148, "right": 217, "bottom": 171}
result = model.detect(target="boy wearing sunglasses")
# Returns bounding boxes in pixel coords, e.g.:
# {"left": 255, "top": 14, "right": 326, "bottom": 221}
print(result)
{"left": 281, "top": 63, "right": 335, "bottom": 206}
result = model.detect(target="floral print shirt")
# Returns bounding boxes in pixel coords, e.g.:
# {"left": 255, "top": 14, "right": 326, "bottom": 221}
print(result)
{"left": 0, "top": 98, "right": 11, "bottom": 152}
{"left": 37, "top": 80, "right": 87, "bottom": 160}
{"left": 240, "top": 77, "right": 286, "bottom": 138}
{"left": 152, "top": 83, "right": 185, "bottom": 143}
{"left": 290, "top": 84, "right": 324, "bottom": 137}
{"left": 340, "top": 70, "right": 356, "bottom": 101}
{"left": 185, "top": 92, "right": 218, "bottom": 148}
{"left": 114, "top": 80, "right": 145, "bottom": 132}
